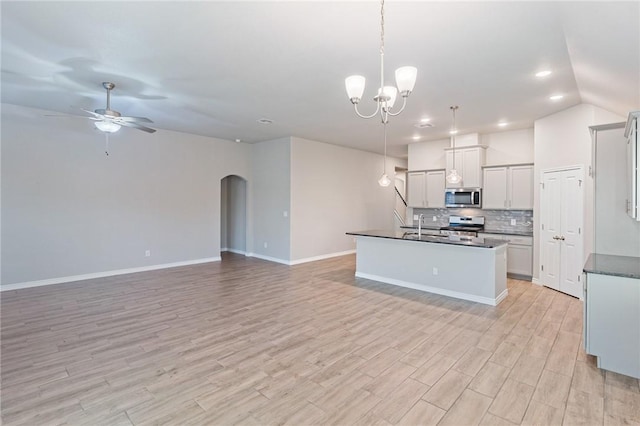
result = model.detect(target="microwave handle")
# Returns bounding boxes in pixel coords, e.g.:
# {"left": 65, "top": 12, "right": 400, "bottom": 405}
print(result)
{"left": 471, "top": 191, "right": 476, "bottom": 203}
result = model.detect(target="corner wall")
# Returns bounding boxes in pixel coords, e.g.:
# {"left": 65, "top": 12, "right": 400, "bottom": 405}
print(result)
{"left": 289, "top": 137, "right": 404, "bottom": 262}
{"left": 250, "top": 138, "right": 291, "bottom": 262}
{"left": 533, "top": 103, "right": 624, "bottom": 281}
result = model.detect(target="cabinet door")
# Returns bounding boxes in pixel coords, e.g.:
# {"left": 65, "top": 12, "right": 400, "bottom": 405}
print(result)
{"left": 425, "top": 170, "right": 445, "bottom": 208}
{"left": 483, "top": 167, "right": 508, "bottom": 209}
{"left": 445, "top": 150, "right": 464, "bottom": 188}
{"left": 509, "top": 165, "right": 534, "bottom": 210}
{"left": 507, "top": 244, "right": 533, "bottom": 276}
{"left": 462, "top": 148, "right": 482, "bottom": 188}
{"left": 407, "top": 172, "right": 426, "bottom": 207}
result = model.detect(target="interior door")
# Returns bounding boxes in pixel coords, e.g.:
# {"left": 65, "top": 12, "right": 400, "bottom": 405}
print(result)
{"left": 559, "top": 168, "right": 584, "bottom": 298}
{"left": 541, "top": 172, "right": 562, "bottom": 290}
{"left": 540, "top": 167, "right": 585, "bottom": 298}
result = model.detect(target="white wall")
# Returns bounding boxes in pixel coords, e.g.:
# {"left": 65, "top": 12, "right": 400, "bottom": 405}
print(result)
{"left": 409, "top": 128, "right": 534, "bottom": 171}
{"left": 290, "top": 137, "right": 405, "bottom": 262}
{"left": 533, "top": 103, "right": 625, "bottom": 281}
{"left": 481, "top": 128, "right": 534, "bottom": 166}
{"left": 593, "top": 126, "right": 640, "bottom": 256}
{"left": 1, "top": 104, "right": 251, "bottom": 286}
{"left": 250, "top": 138, "right": 291, "bottom": 262}
{"left": 408, "top": 138, "right": 449, "bottom": 171}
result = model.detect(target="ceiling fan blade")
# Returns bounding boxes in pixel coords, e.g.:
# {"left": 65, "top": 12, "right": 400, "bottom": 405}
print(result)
{"left": 117, "top": 120, "right": 156, "bottom": 133}
{"left": 81, "top": 108, "right": 104, "bottom": 119}
{"left": 117, "top": 115, "right": 153, "bottom": 123}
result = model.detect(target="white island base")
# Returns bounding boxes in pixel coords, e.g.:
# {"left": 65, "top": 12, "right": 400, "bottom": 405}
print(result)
{"left": 353, "top": 235, "right": 508, "bottom": 306}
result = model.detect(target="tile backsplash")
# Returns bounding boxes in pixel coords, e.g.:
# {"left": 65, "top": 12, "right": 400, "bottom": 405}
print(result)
{"left": 411, "top": 208, "right": 533, "bottom": 234}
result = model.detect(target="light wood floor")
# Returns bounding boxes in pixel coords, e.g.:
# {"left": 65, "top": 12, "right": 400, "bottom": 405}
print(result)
{"left": 1, "top": 253, "right": 639, "bottom": 426}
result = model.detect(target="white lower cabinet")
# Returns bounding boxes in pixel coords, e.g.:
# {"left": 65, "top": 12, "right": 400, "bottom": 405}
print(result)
{"left": 479, "top": 233, "right": 533, "bottom": 278}
{"left": 584, "top": 272, "right": 640, "bottom": 378}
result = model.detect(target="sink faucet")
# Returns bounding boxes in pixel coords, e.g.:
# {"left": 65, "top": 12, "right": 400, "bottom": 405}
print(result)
{"left": 418, "top": 214, "right": 425, "bottom": 238}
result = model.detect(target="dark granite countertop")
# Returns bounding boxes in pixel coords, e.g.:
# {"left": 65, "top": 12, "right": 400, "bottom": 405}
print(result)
{"left": 583, "top": 253, "right": 640, "bottom": 279}
{"left": 481, "top": 229, "right": 534, "bottom": 237}
{"left": 346, "top": 230, "right": 508, "bottom": 249}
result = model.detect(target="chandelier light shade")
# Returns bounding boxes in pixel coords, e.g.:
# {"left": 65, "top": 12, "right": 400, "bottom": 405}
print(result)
{"left": 344, "top": 0, "right": 417, "bottom": 124}
{"left": 446, "top": 106, "right": 462, "bottom": 185}
{"left": 94, "top": 120, "right": 121, "bottom": 133}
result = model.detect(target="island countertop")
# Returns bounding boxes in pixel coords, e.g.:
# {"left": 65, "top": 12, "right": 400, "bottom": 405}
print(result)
{"left": 346, "top": 229, "right": 508, "bottom": 249}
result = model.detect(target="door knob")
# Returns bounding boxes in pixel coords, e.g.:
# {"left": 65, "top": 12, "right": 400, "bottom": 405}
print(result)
{"left": 560, "top": 236, "right": 565, "bottom": 241}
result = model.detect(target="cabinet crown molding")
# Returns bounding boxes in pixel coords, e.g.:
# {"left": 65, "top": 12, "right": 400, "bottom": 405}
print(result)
{"left": 482, "top": 162, "right": 534, "bottom": 168}
{"left": 443, "top": 145, "right": 488, "bottom": 151}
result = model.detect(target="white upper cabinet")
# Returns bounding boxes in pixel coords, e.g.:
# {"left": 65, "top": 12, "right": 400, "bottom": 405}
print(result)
{"left": 425, "top": 170, "right": 445, "bottom": 208}
{"left": 407, "top": 170, "right": 445, "bottom": 208}
{"left": 483, "top": 164, "right": 534, "bottom": 210}
{"left": 407, "top": 171, "right": 426, "bottom": 208}
{"left": 483, "top": 167, "right": 508, "bottom": 209}
{"left": 445, "top": 146, "right": 486, "bottom": 188}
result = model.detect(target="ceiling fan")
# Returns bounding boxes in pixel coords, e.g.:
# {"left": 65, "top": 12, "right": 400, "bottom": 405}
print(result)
{"left": 83, "top": 82, "right": 156, "bottom": 134}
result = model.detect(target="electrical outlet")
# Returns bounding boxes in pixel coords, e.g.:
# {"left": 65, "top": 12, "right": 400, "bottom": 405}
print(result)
{"left": 283, "top": 211, "right": 288, "bottom": 217}
{"left": 510, "top": 219, "right": 517, "bottom": 226}
{"left": 145, "top": 250, "right": 151, "bottom": 257}
{"left": 432, "top": 216, "right": 437, "bottom": 222}
{"left": 432, "top": 267, "right": 438, "bottom": 275}
{"left": 263, "top": 242, "right": 268, "bottom": 248}
{"left": 413, "top": 214, "right": 419, "bottom": 221}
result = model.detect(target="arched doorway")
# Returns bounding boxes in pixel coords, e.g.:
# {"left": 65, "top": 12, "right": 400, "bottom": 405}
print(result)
{"left": 220, "top": 175, "right": 247, "bottom": 257}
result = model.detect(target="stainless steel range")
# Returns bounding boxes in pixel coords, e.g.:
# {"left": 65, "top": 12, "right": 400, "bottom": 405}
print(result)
{"left": 440, "top": 215, "right": 485, "bottom": 237}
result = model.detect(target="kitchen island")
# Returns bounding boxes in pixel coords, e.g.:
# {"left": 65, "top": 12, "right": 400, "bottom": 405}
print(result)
{"left": 346, "top": 230, "right": 508, "bottom": 306}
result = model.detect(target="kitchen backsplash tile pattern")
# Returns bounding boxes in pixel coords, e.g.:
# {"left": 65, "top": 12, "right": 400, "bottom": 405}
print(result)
{"left": 412, "top": 208, "right": 533, "bottom": 234}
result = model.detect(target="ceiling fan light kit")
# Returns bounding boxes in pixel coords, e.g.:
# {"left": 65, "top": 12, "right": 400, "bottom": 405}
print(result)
{"left": 94, "top": 120, "right": 121, "bottom": 133}
{"left": 85, "top": 82, "right": 156, "bottom": 134}
{"left": 343, "top": 0, "right": 417, "bottom": 187}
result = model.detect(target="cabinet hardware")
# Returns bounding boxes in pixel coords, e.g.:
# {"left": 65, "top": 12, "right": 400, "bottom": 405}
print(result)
{"left": 541, "top": 265, "right": 544, "bottom": 271}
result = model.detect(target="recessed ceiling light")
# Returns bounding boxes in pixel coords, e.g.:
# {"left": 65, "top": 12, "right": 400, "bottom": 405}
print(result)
{"left": 420, "top": 117, "right": 431, "bottom": 123}
{"left": 235, "top": 138, "right": 242, "bottom": 143}
{"left": 412, "top": 135, "right": 421, "bottom": 140}
{"left": 498, "top": 122, "right": 508, "bottom": 127}
{"left": 449, "top": 129, "right": 458, "bottom": 135}
{"left": 257, "top": 118, "right": 274, "bottom": 125}
{"left": 535, "top": 70, "right": 552, "bottom": 78}
{"left": 549, "top": 94, "right": 564, "bottom": 101}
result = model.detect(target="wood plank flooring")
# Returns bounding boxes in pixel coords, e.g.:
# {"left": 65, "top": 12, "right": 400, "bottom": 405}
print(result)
{"left": 1, "top": 253, "right": 639, "bottom": 425}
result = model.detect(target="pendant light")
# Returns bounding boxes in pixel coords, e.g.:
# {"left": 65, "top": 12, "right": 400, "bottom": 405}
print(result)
{"left": 446, "top": 106, "right": 462, "bottom": 185}
{"left": 378, "top": 121, "right": 391, "bottom": 187}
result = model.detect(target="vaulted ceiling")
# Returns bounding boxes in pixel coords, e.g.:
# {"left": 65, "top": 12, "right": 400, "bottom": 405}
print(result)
{"left": 2, "top": 1, "right": 638, "bottom": 157}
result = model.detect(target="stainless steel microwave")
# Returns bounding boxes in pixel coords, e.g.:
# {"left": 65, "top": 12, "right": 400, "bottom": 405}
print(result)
{"left": 445, "top": 188, "right": 482, "bottom": 208}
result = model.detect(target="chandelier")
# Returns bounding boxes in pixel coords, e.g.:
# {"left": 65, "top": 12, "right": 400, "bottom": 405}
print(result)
{"left": 344, "top": 0, "right": 417, "bottom": 186}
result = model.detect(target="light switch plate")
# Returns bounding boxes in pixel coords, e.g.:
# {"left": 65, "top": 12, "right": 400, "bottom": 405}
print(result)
{"left": 510, "top": 219, "right": 517, "bottom": 226}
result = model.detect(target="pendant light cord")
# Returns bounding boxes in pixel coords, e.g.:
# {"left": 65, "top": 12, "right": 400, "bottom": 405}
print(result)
{"left": 451, "top": 106, "right": 457, "bottom": 169}
{"left": 383, "top": 120, "right": 388, "bottom": 175}
{"left": 379, "top": 0, "right": 385, "bottom": 102}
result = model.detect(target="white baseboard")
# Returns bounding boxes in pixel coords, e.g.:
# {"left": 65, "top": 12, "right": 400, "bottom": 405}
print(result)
{"left": 531, "top": 277, "right": 542, "bottom": 286}
{"left": 222, "top": 248, "right": 247, "bottom": 255}
{"left": 289, "top": 250, "right": 356, "bottom": 265}
{"left": 245, "top": 253, "right": 290, "bottom": 265}
{"left": 246, "top": 250, "right": 356, "bottom": 266}
{"left": 355, "top": 272, "right": 507, "bottom": 306}
{"left": 1, "top": 257, "right": 221, "bottom": 291}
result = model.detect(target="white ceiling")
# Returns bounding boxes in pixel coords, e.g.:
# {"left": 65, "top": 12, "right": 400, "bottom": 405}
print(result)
{"left": 2, "top": 1, "right": 638, "bottom": 158}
